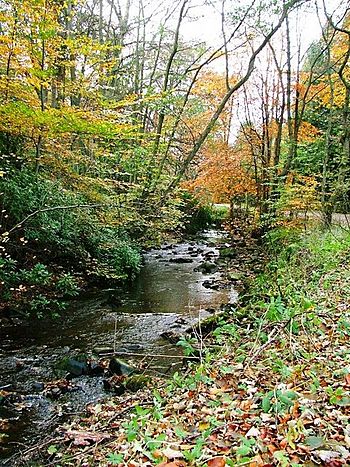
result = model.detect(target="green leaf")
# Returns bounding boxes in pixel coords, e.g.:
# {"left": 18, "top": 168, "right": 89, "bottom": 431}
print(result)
{"left": 153, "top": 389, "right": 163, "bottom": 403}
{"left": 336, "top": 396, "right": 350, "bottom": 406}
{"left": 147, "top": 433, "right": 166, "bottom": 451}
{"left": 305, "top": 436, "right": 325, "bottom": 450}
{"left": 278, "top": 394, "right": 294, "bottom": 407}
{"left": 236, "top": 444, "right": 251, "bottom": 456}
{"left": 262, "top": 395, "right": 271, "bottom": 412}
{"left": 107, "top": 452, "right": 124, "bottom": 464}
{"left": 174, "top": 426, "right": 189, "bottom": 439}
{"left": 47, "top": 445, "right": 58, "bottom": 455}
{"left": 273, "top": 451, "right": 290, "bottom": 467}
{"left": 284, "top": 390, "right": 298, "bottom": 400}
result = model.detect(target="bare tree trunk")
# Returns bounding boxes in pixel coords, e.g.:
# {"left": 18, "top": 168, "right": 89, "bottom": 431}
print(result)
{"left": 152, "top": 0, "right": 188, "bottom": 160}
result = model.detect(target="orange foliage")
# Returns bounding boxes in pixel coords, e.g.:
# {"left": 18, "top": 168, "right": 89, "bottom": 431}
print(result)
{"left": 304, "top": 14, "right": 350, "bottom": 110}
{"left": 279, "top": 174, "right": 320, "bottom": 214}
{"left": 297, "top": 121, "right": 321, "bottom": 143}
{"left": 184, "top": 140, "right": 256, "bottom": 204}
{"left": 182, "top": 71, "right": 236, "bottom": 142}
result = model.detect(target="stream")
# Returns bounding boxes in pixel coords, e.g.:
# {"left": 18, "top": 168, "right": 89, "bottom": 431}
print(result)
{"left": 0, "top": 230, "right": 237, "bottom": 462}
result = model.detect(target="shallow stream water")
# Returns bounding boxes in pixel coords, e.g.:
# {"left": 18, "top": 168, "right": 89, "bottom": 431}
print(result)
{"left": 0, "top": 230, "right": 237, "bottom": 462}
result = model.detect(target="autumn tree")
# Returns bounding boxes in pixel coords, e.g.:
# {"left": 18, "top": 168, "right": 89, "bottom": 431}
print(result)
{"left": 293, "top": 5, "right": 350, "bottom": 224}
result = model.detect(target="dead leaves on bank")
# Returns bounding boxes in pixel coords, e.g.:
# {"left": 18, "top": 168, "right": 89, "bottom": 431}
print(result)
{"left": 158, "top": 462, "right": 186, "bottom": 467}
{"left": 50, "top": 343, "right": 350, "bottom": 466}
{"left": 158, "top": 458, "right": 226, "bottom": 467}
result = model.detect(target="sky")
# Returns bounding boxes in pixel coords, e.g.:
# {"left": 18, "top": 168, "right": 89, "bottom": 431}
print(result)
{"left": 179, "top": 0, "right": 347, "bottom": 54}
{"left": 105, "top": 0, "right": 348, "bottom": 63}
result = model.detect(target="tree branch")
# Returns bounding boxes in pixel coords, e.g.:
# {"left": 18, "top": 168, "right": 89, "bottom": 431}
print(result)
{"left": 6, "top": 204, "right": 106, "bottom": 236}
{"left": 164, "top": 0, "right": 309, "bottom": 195}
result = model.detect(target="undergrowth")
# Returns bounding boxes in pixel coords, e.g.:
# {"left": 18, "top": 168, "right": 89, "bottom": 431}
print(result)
{"left": 0, "top": 168, "right": 142, "bottom": 317}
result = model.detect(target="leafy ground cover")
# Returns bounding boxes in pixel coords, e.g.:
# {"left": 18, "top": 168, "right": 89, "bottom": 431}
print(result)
{"left": 12, "top": 224, "right": 350, "bottom": 466}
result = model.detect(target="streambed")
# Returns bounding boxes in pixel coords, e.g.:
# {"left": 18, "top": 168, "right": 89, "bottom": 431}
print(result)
{"left": 0, "top": 230, "right": 238, "bottom": 462}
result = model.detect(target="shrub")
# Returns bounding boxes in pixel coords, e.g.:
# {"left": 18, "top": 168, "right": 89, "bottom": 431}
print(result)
{"left": 0, "top": 169, "right": 142, "bottom": 282}
{"left": 21, "top": 263, "right": 52, "bottom": 286}
{"left": 181, "top": 193, "right": 227, "bottom": 234}
{"left": 55, "top": 273, "right": 80, "bottom": 297}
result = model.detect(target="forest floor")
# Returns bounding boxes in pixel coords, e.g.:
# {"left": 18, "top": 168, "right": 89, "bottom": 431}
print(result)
{"left": 7, "top": 220, "right": 350, "bottom": 467}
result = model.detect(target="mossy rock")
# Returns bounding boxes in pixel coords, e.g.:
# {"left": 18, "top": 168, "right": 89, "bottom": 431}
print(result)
{"left": 197, "top": 262, "right": 217, "bottom": 274}
{"left": 219, "top": 247, "right": 236, "bottom": 259}
{"left": 55, "top": 355, "right": 88, "bottom": 376}
{"left": 109, "top": 357, "right": 135, "bottom": 376}
{"left": 124, "top": 375, "right": 151, "bottom": 392}
{"left": 187, "top": 312, "right": 225, "bottom": 337}
{"left": 228, "top": 272, "right": 244, "bottom": 281}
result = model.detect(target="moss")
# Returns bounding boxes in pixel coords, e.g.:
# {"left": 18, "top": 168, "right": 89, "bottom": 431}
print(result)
{"left": 124, "top": 375, "right": 152, "bottom": 392}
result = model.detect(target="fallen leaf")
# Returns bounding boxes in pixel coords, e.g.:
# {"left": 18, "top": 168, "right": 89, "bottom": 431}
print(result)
{"left": 158, "top": 462, "right": 186, "bottom": 467}
{"left": 162, "top": 447, "right": 184, "bottom": 459}
{"left": 345, "top": 434, "right": 350, "bottom": 448}
{"left": 345, "top": 374, "right": 350, "bottom": 386}
{"left": 207, "top": 457, "right": 226, "bottom": 467}
{"left": 246, "top": 427, "right": 260, "bottom": 437}
{"left": 240, "top": 399, "right": 253, "bottom": 410}
{"left": 279, "top": 439, "right": 288, "bottom": 449}
{"left": 315, "top": 450, "right": 340, "bottom": 462}
{"left": 305, "top": 436, "right": 325, "bottom": 450}
{"left": 199, "top": 422, "right": 210, "bottom": 431}
{"left": 267, "top": 444, "right": 278, "bottom": 454}
{"left": 249, "top": 454, "right": 264, "bottom": 466}
{"left": 65, "top": 430, "right": 110, "bottom": 446}
{"left": 210, "top": 387, "right": 223, "bottom": 395}
{"left": 153, "top": 449, "right": 163, "bottom": 459}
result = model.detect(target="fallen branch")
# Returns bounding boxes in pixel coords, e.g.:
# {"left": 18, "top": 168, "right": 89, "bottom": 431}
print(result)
{"left": 3, "top": 436, "right": 65, "bottom": 466}
{"left": 98, "top": 350, "right": 199, "bottom": 360}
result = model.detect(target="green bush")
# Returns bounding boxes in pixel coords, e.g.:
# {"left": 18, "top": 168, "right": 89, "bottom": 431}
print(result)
{"left": 0, "top": 168, "right": 142, "bottom": 282}
{"left": 27, "top": 294, "right": 66, "bottom": 318}
{"left": 0, "top": 167, "right": 144, "bottom": 317}
{"left": 55, "top": 273, "right": 80, "bottom": 297}
{"left": 181, "top": 193, "right": 228, "bottom": 234}
{"left": 21, "top": 263, "right": 52, "bottom": 286}
{"left": 0, "top": 257, "right": 19, "bottom": 286}
{"left": 90, "top": 230, "right": 141, "bottom": 280}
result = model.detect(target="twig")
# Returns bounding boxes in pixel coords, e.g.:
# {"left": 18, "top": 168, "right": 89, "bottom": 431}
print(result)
{"left": 244, "top": 326, "right": 281, "bottom": 366}
{"left": 3, "top": 436, "right": 65, "bottom": 465}
{"left": 98, "top": 350, "right": 199, "bottom": 360}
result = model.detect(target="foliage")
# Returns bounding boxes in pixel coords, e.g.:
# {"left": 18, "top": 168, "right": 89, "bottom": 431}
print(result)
{"left": 0, "top": 257, "right": 74, "bottom": 317}
{"left": 176, "top": 335, "right": 198, "bottom": 357}
{"left": 276, "top": 174, "right": 321, "bottom": 216}
{"left": 185, "top": 139, "right": 256, "bottom": 209}
{"left": 180, "top": 193, "right": 226, "bottom": 234}
{"left": 0, "top": 167, "right": 144, "bottom": 316}
{"left": 56, "top": 274, "right": 80, "bottom": 297}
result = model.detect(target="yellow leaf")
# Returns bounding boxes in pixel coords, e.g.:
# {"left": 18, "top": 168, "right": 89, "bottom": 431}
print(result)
{"left": 199, "top": 421, "right": 210, "bottom": 431}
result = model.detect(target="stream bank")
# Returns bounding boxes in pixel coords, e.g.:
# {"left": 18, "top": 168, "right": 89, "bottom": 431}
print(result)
{"left": 0, "top": 225, "right": 265, "bottom": 465}
{"left": 12, "top": 225, "right": 350, "bottom": 467}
